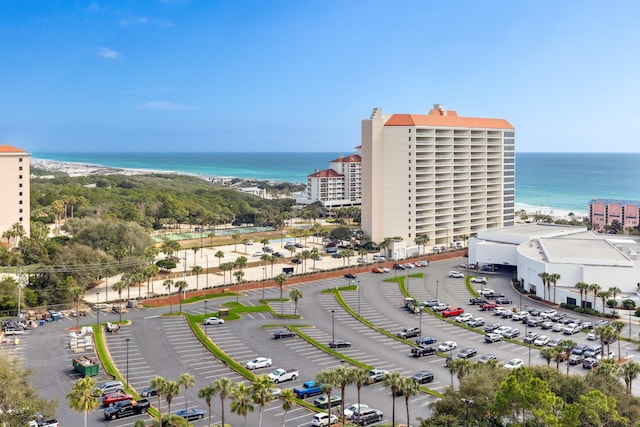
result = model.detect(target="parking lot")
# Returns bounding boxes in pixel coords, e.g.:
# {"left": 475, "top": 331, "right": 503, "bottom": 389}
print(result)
{"left": 13, "top": 256, "right": 640, "bottom": 426}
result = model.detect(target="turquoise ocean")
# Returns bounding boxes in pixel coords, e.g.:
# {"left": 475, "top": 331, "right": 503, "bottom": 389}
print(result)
{"left": 32, "top": 152, "right": 640, "bottom": 216}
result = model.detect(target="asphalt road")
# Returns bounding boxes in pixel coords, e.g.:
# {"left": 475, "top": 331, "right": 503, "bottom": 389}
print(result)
{"left": 12, "top": 255, "right": 640, "bottom": 427}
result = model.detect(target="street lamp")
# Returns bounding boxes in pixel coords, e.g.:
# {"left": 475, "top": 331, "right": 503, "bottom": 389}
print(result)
{"left": 125, "top": 338, "right": 130, "bottom": 389}
{"left": 205, "top": 255, "right": 209, "bottom": 288}
{"left": 204, "top": 300, "right": 208, "bottom": 334}
{"left": 461, "top": 398, "right": 474, "bottom": 427}
{"left": 526, "top": 323, "right": 531, "bottom": 366}
{"left": 262, "top": 268, "right": 265, "bottom": 300}
{"left": 96, "top": 292, "right": 100, "bottom": 328}
{"left": 331, "top": 310, "right": 335, "bottom": 343}
{"left": 419, "top": 305, "right": 422, "bottom": 336}
{"left": 357, "top": 280, "right": 361, "bottom": 315}
{"left": 436, "top": 280, "right": 439, "bottom": 301}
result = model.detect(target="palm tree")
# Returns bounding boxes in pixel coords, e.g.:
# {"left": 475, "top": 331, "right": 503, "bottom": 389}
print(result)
{"left": 66, "top": 376, "right": 99, "bottom": 427}
{"left": 449, "top": 358, "right": 472, "bottom": 382}
{"left": 174, "top": 280, "right": 188, "bottom": 313}
{"left": 537, "top": 272, "right": 550, "bottom": 302}
{"left": 620, "top": 361, "right": 640, "bottom": 391}
{"left": 399, "top": 376, "right": 419, "bottom": 426}
{"left": 144, "top": 264, "right": 159, "bottom": 295}
{"left": 251, "top": 375, "right": 273, "bottom": 427}
{"left": 235, "top": 256, "right": 248, "bottom": 270}
{"left": 316, "top": 369, "right": 337, "bottom": 418}
{"left": 178, "top": 372, "right": 195, "bottom": 412}
{"left": 231, "top": 233, "right": 241, "bottom": 252}
{"left": 70, "top": 286, "right": 85, "bottom": 329}
{"left": 549, "top": 273, "right": 561, "bottom": 304}
{"left": 198, "top": 383, "right": 216, "bottom": 427}
{"left": 274, "top": 273, "right": 288, "bottom": 300}
{"left": 192, "top": 265, "right": 203, "bottom": 290}
{"left": 260, "top": 253, "right": 271, "bottom": 276}
{"left": 162, "top": 279, "right": 174, "bottom": 314}
{"left": 597, "top": 290, "right": 611, "bottom": 314}
{"left": 560, "top": 339, "right": 577, "bottom": 374}
{"left": 383, "top": 371, "right": 403, "bottom": 426}
{"left": 289, "top": 289, "right": 303, "bottom": 316}
{"left": 300, "top": 250, "right": 312, "bottom": 273}
{"left": 609, "top": 286, "right": 622, "bottom": 315}
{"left": 349, "top": 367, "right": 370, "bottom": 420}
{"left": 112, "top": 280, "right": 127, "bottom": 323}
{"left": 242, "top": 238, "right": 251, "bottom": 254}
{"left": 212, "top": 376, "right": 234, "bottom": 427}
{"left": 280, "top": 389, "right": 296, "bottom": 427}
{"left": 575, "top": 281, "right": 590, "bottom": 308}
{"left": 220, "top": 262, "right": 234, "bottom": 285}
{"left": 150, "top": 376, "right": 167, "bottom": 424}
{"left": 414, "top": 234, "right": 430, "bottom": 255}
{"left": 333, "top": 365, "right": 353, "bottom": 425}
{"left": 230, "top": 382, "right": 254, "bottom": 427}
{"left": 164, "top": 380, "right": 180, "bottom": 415}
{"left": 540, "top": 347, "right": 555, "bottom": 367}
{"left": 215, "top": 250, "right": 225, "bottom": 267}
{"left": 589, "top": 283, "right": 601, "bottom": 309}
{"left": 233, "top": 270, "right": 245, "bottom": 301}
{"left": 612, "top": 321, "right": 625, "bottom": 361}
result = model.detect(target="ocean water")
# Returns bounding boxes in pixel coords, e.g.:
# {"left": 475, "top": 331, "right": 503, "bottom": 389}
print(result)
{"left": 32, "top": 152, "right": 640, "bottom": 215}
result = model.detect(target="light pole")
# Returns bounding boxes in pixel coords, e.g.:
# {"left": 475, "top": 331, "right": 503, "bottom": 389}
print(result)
{"left": 96, "top": 292, "right": 100, "bottom": 328}
{"left": 357, "top": 280, "right": 361, "bottom": 315}
{"left": 419, "top": 305, "right": 422, "bottom": 336}
{"left": 205, "top": 255, "right": 209, "bottom": 288}
{"left": 204, "top": 300, "right": 208, "bottom": 335}
{"left": 436, "top": 280, "right": 439, "bottom": 301}
{"left": 331, "top": 310, "right": 335, "bottom": 343}
{"left": 125, "top": 338, "right": 130, "bottom": 389}
{"left": 461, "top": 398, "right": 474, "bottom": 427}
{"left": 526, "top": 323, "right": 531, "bottom": 366}
{"left": 262, "top": 268, "right": 265, "bottom": 300}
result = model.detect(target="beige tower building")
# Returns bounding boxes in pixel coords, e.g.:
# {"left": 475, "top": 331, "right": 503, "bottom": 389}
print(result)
{"left": 0, "top": 145, "right": 30, "bottom": 239}
{"left": 361, "top": 104, "right": 515, "bottom": 248}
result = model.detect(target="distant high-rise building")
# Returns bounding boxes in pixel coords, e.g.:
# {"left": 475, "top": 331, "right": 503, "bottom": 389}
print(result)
{"left": 300, "top": 152, "right": 362, "bottom": 209}
{"left": 0, "top": 145, "right": 30, "bottom": 241}
{"left": 361, "top": 104, "right": 515, "bottom": 247}
{"left": 589, "top": 199, "right": 639, "bottom": 233}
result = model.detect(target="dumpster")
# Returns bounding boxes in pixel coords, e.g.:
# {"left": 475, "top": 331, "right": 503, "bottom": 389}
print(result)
{"left": 219, "top": 308, "right": 230, "bottom": 318}
{"left": 72, "top": 355, "right": 99, "bottom": 377}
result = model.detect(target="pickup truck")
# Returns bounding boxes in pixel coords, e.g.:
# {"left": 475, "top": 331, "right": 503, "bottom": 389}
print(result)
{"left": 268, "top": 368, "right": 299, "bottom": 383}
{"left": 293, "top": 381, "right": 324, "bottom": 398}
{"left": 103, "top": 399, "right": 150, "bottom": 420}
{"left": 411, "top": 345, "right": 436, "bottom": 357}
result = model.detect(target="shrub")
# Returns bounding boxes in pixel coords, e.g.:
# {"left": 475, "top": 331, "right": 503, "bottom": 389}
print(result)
{"left": 635, "top": 308, "right": 640, "bottom": 318}
{"left": 560, "top": 303, "right": 578, "bottom": 310}
{"left": 606, "top": 299, "right": 617, "bottom": 308}
{"left": 623, "top": 299, "right": 636, "bottom": 310}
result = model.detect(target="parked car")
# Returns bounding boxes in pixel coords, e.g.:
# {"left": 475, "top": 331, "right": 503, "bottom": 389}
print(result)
{"left": 467, "top": 317, "right": 485, "bottom": 327}
{"left": 204, "top": 317, "right": 224, "bottom": 325}
{"left": 411, "top": 370, "right": 435, "bottom": 384}
{"left": 438, "top": 341, "right": 458, "bottom": 352}
{"left": 448, "top": 271, "right": 464, "bottom": 278}
{"left": 456, "top": 347, "right": 477, "bottom": 359}
{"left": 344, "top": 403, "right": 369, "bottom": 419}
{"left": 587, "top": 331, "right": 597, "bottom": 340}
{"left": 512, "top": 311, "right": 530, "bottom": 321}
{"left": 563, "top": 323, "right": 582, "bottom": 335}
{"left": 485, "top": 333, "right": 502, "bottom": 343}
{"left": 533, "top": 335, "right": 550, "bottom": 346}
{"left": 416, "top": 336, "right": 437, "bottom": 345}
{"left": 273, "top": 329, "right": 296, "bottom": 339}
{"left": 504, "top": 358, "right": 524, "bottom": 369}
{"left": 484, "top": 322, "right": 502, "bottom": 332}
{"left": 140, "top": 386, "right": 157, "bottom": 398}
{"left": 415, "top": 260, "right": 429, "bottom": 267}
{"left": 478, "top": 353, "right": 497, "bottom": 363}
{"left": 547, "top": 337, "right": 563, "bottom": 347}
{"left": 95, "top": 381, "right": 124, "bottom": 396}
{"left": 393, "top": 263, "right": 406, "bottom": 270}
{"left": 396, "top": 327, "right": 420, "bottom": 339}
{"left": 352, "top": 408, "right": 384, "bottom": 426}
{"left": 540, "top": 309, "right": 557, "bottom": 319}
{"left": 469, "top": 297, "right": 488, "bottom": 305}
{"left": 368, "top": 369, "right": 389, "bottom": 383}
{"left": 442, "top": 307, "right": 464, "bottom": 317}
{"left": 471, "top": 276, "right": 488, "bottom": 283}
{"left": 312, "top": 412, "right": 337, "bottom": 427}
{"left": 102, "top": 392, "right": 133, "bottom": 407}
{"left": 495, "top": 297, "right": 513, "bottom": 305}
{"left": 502, "top": 328, "right": 520, "bottom": 339}
{"left": 245, "top": 357, "right": 273, "bottom": 370}
{"left": 584, "top": 345, "right": 602, "bottom": 358}
{"left": 540, "top": 320, "right": 554, "bottom": 330}
{"left": 314, "top": 394, "right": 342, "bottom": 409}
{"left": 344, "top": 273, "right": 357, "bottom": 279}
{"left": 433, "top": 303, "right": 450, "bottom": 312}
{"left": 583, "top": 357, "right": 599, "bottom": 369}
{"left": 174, "top": 408, "right": 205, "bottom": 421}
{"left": 523, "top": 331, "right": 539, "bottom": 344}
{"left": 454, "top": 313, "right": 473, "bottom": 323}
{"left": 329, "top": 339, "right": 352, "bottom": 348}
{"left": 568, "top": 352, "right": 584, "bottom": 365}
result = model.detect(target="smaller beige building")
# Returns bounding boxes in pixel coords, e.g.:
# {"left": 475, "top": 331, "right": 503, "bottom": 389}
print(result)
{"left": 0, "top": 145, "right": 30, "bottom": 240}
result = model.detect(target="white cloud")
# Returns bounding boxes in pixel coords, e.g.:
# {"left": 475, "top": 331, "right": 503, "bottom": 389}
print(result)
{"left": 139, "top": 101, "right": 188, "bottom": 111}
{"left": 96, "top": 47, "right": 119, "bottom": 59}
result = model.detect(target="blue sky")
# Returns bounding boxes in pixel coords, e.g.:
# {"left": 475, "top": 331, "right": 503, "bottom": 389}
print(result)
{"left": 1, "top": 1, "right": 639, "bottom": 153}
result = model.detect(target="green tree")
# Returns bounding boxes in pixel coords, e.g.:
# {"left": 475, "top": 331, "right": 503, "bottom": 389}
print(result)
{"left": 212, "top": 376, "right": 234, "bottom": 427}
{"left": 70, "top": 285, "right": 85, "bottom": 329}
{"left": 414, "top": 234, "right": 430, "bottom": 255}
{"left": 589, "top": 283, "right": 601, "bottom": 309}
{"left": 575, "top": 281, "right": 590, "bottom": 308}
{"left": 215, "top": 250, "right": 225, "bottom": 267}
{"left": 164, "top": 380, "right": 180, "bottom": 415}
{"left": 274, "top": 273, "right": 288, "bottom": 300}
{"left": 150, "top": 376, "right": 167, "bottom": 424}
{"left": 333, "top": 365, "right": 353, "bottom": 425}
{"left": 383, "top": 371, "right": 403, "bottom": 426}
{"left": 66, "top": 376, "right": 100, "bottom": 427}
{"left": 597, "top": 289, "right": 611, "bottom": 315}
{"left": 289, "top": 289, "right": 303, "bottom": 316}
{"left": 192, "top": 265, "right": 203, "bottom": 291}
{"left": 448, "top": 358, "right": 472, "bottom": 382}
{"left": 280, "top": 389, "right": 296, "bottom": 427}
{"left": 609, "top": 286, "right": 622, "bottom": 315}
{"left": 561, "top": 389, "right": 628, "bottom": 426}
{"left": 112, "top": 280, "right": 127, "bottom": 323}
{"left": 198, "top": 383, "right": 216, "bottom": 427}
{"left": 549, "top": 273, "right": 561, "bottom": 304}
{"left": 620, "top": 361, "right": 640, "bottom": 391}
{"left": 163, "top": 279, "right": 174, "bottom": 314}
{"left": 560, "top": 339, "right": 578, "bottom": 374}
{"left": 230, "top": 382, "right": 255, "bottom": 427}
{"left": 316, "top": 368, "right": 338, "bottom": 417}
{"left": 399, "top": 376, "right": 419, "bottom": 426}
{"left": 538, "top": 272, "right": 550, "bottom": 302}
{"left": 231, "top": 233, "right": 241, "bottom": 252}
{"left": 174, "top": 280, "right": 188, "bottom": 313}
{"left": 178, "top": 372, "right": 195, "bottom": 412}
{"left": 251, "top": 375, "right": 273, "bottom": 427}
{"left": 349, "top": 367, "right": 370, "bottom": 421}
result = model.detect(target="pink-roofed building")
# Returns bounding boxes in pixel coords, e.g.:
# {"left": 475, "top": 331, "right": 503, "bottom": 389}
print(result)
{"left": 589, "top": 199, "right": 640, "bottom": 233}
{"left": 299, "top": 150, "right": 362, "bottom": 209}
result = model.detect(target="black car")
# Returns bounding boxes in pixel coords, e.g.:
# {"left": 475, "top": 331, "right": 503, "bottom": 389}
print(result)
{"left": 415, "top": 336, "right": 437, "bottom": 345}
{"left": 456, "top": 348, "right": 477, "bottom": 359}
{"left": 352, "top": 408, "right": 384, "bottom": 426}
{"left": 469, "top": 297, "right": 488, "bottom": 305}
{"left": 344, "top": 273, "right": 357, "bottom": 279}
{"left": 273, "top": 329, "right": 296, "bottom": 339}
{"left": 291, "top": 258, "right": 302, "bottom": 264}
{"left": 140, "top": 386, "right": 157, "bottom": 398}
{"left": 328, "top": 339, "right": 352, "bottom": 348}
{"left": 392, "top": 263, "right": 406, "bottom": 270}
{"left": 411, "top": 370, "right": 434, "bottom": 384}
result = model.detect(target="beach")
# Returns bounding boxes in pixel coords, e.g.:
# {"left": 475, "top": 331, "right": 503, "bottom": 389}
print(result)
{"left": 31, "top": 158, "right": 154, "bottom": 177}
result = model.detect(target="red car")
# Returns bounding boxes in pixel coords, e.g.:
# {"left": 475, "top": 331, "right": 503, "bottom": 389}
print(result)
{"left": 102, "top": 392, "right": 133, "bottom": 407}
{"left": 442, "top": 307, "right": 464, "bottom": 317}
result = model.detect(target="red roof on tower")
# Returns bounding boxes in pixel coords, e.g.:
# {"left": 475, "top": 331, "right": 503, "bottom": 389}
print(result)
{"left": 307, "top": 169, "right": 344, "bottom": 178}
{"left": 330, "top": 154, "right": 361, "bottom": 163}
{"left": 385, "top": 107, "right": 513, "bottom": 129}
{"left": 0, "top": 145, "right": 28, "bottom": 153}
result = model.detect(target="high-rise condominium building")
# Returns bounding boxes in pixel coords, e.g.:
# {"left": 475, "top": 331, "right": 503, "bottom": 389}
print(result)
{"left": 0, "top": 145, "right": 30, "bottom": 240}
{"left": 300, "top": 152, "right": 362, "bottom": 209}
{"left": 361, "top": 104, "right": 515, "bottom": 246}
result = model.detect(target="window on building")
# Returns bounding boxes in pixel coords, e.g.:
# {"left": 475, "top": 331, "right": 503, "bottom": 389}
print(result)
{"left": 408, "top": 196, "right": 411, "bottom": 200}
{"left": 19, "top": 217, "right": 23, "bottom": 222}
{"left": 19, "top": 175, "right": 22, "bottom": 179}
{"left": 408, "top": 137, "right": 411, "bottom": 141}
{"left": 19, "top": 200, "right": 23, "bottom": 204}
{"left": 19, "top": 183, "right": 22, "bottom": 188}
{"left": 19, "top": 166, "right": 22, "bottom": 171}
{"left": 408, "top": 174, "right": 411, "bottom": 178}
{"left": 19, "top": 209, "right": 23, "bottom": 213}
{"left": 408, "top": 129, "right": 411, "bottom": 133}
{"left": 408, "top": 166, "right": 411, "bottom": 170}
{"left": 19, "top": 192, "right": 22, "bottom": 196}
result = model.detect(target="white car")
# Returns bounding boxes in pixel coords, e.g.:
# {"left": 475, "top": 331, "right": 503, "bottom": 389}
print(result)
{"left": 245, "top": 357, "right": 273, "bottom": 370}
{"left": 494, "top": 326, "right": 511, "bottom": 335}
{"left": 586, "top": 332, "right": 597, "bottom": 340}
{"left": 478, "top": 288, "right": 495, "bottom": 295}
{"left": 312, "top": 412, "right": 338, "bottom": 426}
{"left": 433, "top": 303, "right": 450, "bottom": 312}
{"left": 252, "top": 250, "right": 264, "bottom": 257}
{"left": 540, "top": 309, "right": 557, "bottom": 319}
{"left": 415, "top": 260, "right": 429, "bottom": 267}
{"left": 533, "top": 335, "right": 550, "bottom": 346}
{"left": 454, "top": 313, "right": 473, "bottom": 323}
{"left": 204, "top": 317, "right": 224, "bottom": 325}
{"left": 438, "top": 341, "right": 458, "bottom": 352}
{"left": 512, "top": 311, "right": 530, "bottom": 321}
{"left": 343, "top": 403, "right": 369, "bottom": 418}
{"left": 269, "top": 387, "right": 282, "bottom": 399}
{"left": 471, "top": 277, "right": 488, "bottom": 284}
{"left": 504, "top": 358, "right": 524, "bottom": 369}
{"left": 449, "top": 271, "right": 464, "bottom": 278}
